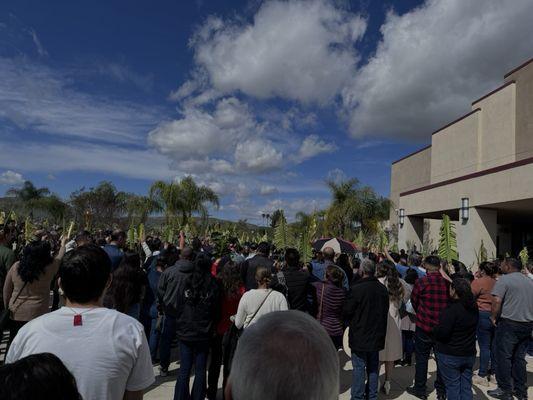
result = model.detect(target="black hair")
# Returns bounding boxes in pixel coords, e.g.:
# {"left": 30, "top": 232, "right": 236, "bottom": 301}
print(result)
{"left": 184, "top": 255, "right": 217, "bottom": 304}
{"left": 424, "top": 255, "right": 441, "bottom": 269}
{"left": 106, "top": 252, "right": 145, "bottom": 313}
{"left": 59, "top": 244, "right": 111, "bottom": 303}
{"left": 191, "top": 237, "right": 202, "bottom": 252}
{"left": 218, "top": 261, "right": 243, "bottom": 298}
{"left": 451, "top": 278, "right": 477, "bottom": 311}
{"left": 478, "top": 261, "right": 497, "bottom": 277}
{"left": 148, "top": 237, "right": 162, "bottom": 253}
{"left": 389, "top": 252, "right": 401, "bottom": 263}
{"left": 110, "top": 230, "right": 125, "bottom": 242}
{"left": 503, "top": 257, "right": 522, "bottom": 271}
{"left": 284, "top": 248, "right": 300, "bottom": 267}
{"left": 0, "top": 353, "right": 82, "bottom": 400}
{"left": 18, "top": 240, "right": 53, "bottom": 284}
{"left": 257, "top": 242, "right": 270, "bottom": 256}
{"left": 409, "top": 253, "right": 422, "bottom": 267}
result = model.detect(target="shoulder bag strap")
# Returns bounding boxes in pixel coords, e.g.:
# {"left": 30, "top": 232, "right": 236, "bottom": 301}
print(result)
{"left": 249, "top": 290, "right": 274, "bottom": 325}
{"left": 9, "top": 281, "right": 29, "bottom": 314}
{"left": 318, "top": 282, "right": 325, "bottom": 322}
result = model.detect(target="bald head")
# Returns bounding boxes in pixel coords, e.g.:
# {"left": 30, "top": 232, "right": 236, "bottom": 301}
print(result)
{"left": 227, "top": 311, "right": 339, "bottom": 400}
{"left": 323, "top": 246, "right": 335, "bottom": 261}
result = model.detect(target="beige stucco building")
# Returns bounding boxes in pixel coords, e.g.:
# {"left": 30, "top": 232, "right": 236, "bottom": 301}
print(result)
{"left": 390, "top": 57, "right": 533, "bottom": 267}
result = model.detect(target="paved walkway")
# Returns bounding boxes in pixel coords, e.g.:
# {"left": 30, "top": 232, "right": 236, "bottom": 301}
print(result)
{"left": 145, "top": 351, "right": 533, "bottom": 399}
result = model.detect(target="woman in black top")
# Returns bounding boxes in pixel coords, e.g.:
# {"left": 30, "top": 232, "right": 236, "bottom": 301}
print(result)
{"left": 433, "top": 278, "right": 479, "bottom": 400}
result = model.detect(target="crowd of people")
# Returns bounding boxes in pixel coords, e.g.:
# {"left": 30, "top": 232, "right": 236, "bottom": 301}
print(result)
{"left": 0, "top": 220, "right": 532, "bottom": 400}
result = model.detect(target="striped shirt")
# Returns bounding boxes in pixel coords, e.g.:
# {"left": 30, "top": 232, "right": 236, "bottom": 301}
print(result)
{"left": 313, "top": 281, "right": 346, "bottom": 337}
{"left": 410, "top": 271, "right": 450, "bottom": 332}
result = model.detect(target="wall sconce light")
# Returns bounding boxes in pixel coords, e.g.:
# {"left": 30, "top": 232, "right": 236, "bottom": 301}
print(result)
{"left": 399, "top": 208, "right": 405, "bottom": 227}
{"left": 461, "top": 197, "right": 469, "bottom": 220}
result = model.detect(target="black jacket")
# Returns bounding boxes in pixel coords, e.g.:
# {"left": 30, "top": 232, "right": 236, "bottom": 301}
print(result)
{"left": 433, "top": 300, "right": 478, "bottom": 356}
{"left": 241, "top": 255, "right": 275, "bottom": 290}
{"left": 272, "top": 266, "right": 315, "bottom": 312}
{"left": 175, "top": 274, "right": 220, "bottom": 342}
{"left": 157, "top": 259, "right": 194, "bottom": 317}
{"left": 343, "top": 277, "right": 389, "bottom": 352}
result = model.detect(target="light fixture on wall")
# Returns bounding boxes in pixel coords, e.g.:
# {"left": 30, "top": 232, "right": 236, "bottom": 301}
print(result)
{"left": 461, "top": 197, "right": 469, "bottom": 220}
{"left": 399, "top": 208, "right": 405, "bottom": 227}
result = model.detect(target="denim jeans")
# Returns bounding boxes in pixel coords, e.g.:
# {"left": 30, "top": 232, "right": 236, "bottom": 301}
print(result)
{"left": 159, "top": 315, "right": 177, "bottom": 370}
{"left": 402, "top": 330, "right": 415, "bottom": 361}
{"left": 414, "top": 327, "right": 445, "bottom": 396}
{"left": 436, "top": 352, "right": 475, "bottom": 400}
{"left": 149, "top": 317, "right": 162, "bottom": 360}
{"left": 494, "top": 319, "right": 533, "bottom": 398}
{"left": 351, "top": 351, "right": 379, "bottom": 400}
{"left": 173, "top": 340, "right": 210, "bottom": 400}
{"left": 477, "top": 310, "right": 495, "bottom": 377}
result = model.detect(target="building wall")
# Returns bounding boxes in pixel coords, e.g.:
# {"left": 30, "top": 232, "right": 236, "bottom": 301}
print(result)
{"left": 473, "top": 83, "right": 516, "bottom": 170}
{"left": 389, "top": 147, "right": 431, "bottom": 224}
{"left": 430, "top": 111, "right": 480, "bottom": 183}
{"left": 505, "top": 60, "right": 533, "bottom": 161}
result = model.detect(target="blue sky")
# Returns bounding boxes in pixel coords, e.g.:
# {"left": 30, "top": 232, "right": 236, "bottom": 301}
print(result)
{"left": 1, "top": 0, "right": 532, "bottom": 223}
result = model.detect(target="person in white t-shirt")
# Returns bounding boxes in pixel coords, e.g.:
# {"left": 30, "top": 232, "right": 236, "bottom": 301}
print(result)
{"left": 6, "top": 244, "right": 155, "bottom": 400}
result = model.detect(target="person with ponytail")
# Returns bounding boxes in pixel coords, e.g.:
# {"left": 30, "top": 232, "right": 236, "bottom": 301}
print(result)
{"left": 433, "top": 278, "right": 479, "bottom": 400}
{"left": 376, "top": 260, "right": 408, "bottom": 394}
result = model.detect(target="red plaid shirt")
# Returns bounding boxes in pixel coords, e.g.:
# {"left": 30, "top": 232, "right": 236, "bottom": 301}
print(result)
{"left": 411, "top": 271, "right": 450, "bottom": 332}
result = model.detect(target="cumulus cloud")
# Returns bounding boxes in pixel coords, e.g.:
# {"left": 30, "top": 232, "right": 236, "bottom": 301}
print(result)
{"left": 0, "top": 170, "right": 24, "bottom": 185}
{"left": 191, "top": 0, "right": 366, "bottom": 104}
{"left": 293, "top": 134, "right": 337, "bottom": 163}
{"left": 343, "top": 0, "right": 533, "bottom": 139}
{"left": 235, "top": 138, "right": 283, "bottom": 173}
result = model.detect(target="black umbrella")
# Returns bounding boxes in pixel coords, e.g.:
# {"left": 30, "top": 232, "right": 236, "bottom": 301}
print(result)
{"left": 312, "top": 237, "right": 357, "bottom": 254}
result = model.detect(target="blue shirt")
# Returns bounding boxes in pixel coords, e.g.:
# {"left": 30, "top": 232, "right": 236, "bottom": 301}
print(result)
{"left": 103, "top": 244, "right": 124, "bottom": 271}
{"left": 396, "top": 264, "right": 426, "bottom": 279}
{"left": 311, "top": 260, "right": 349, "bottom": 290}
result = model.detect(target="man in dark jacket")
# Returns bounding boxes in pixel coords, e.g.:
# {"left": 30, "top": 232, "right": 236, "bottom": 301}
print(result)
{"left": 241, "top": 242, "right": 275, "bottom": 291}
{"left": 272, "top": 248, "right": 315, "bottom": 312}
{"left": 343, "top": 258, "right": 389, "bottom": 400}
{"left": 157, "top": 247, "right": 194, "bottom": 375}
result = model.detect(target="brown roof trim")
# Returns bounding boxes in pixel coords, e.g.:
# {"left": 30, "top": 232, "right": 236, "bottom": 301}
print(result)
{"left": 431, "top": 108, "right": 481, "bottom": 136}
{"left": 400, "top": 155, "right": 533, "bottom": 197}
{"left": 504, "top": 57, "right": 533, "bottom": 79}
{"left": 472, "top": 80, "right": 515, "bottom": 105}
{"left": 391, "top": 144, "right": 431, "bottom": 165}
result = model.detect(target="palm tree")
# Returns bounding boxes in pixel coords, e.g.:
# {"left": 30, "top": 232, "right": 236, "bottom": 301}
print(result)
{"left": 324, "top": 178, "right": 390, "bottom": 237}
{"left": 6, "top": 180, "right": 51, "bottom": 217}
{"left": 150, "top": 176, "right": 219, "bottom": 226}
{"left": 6, "top": 180, "right": 50, "bottom": 203}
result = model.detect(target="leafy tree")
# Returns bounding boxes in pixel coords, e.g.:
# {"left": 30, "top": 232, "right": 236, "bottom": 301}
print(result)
{"left": 70, "top": 181, "right": 127, "bottom": 228}
{"left": 150, "top": 176, "right": 219, "bottom": 226}
{"left": 324, "top": 178, "right": 390, "bottom": 238}
{"left": 37, "top": 195, "right": 69, "bottom": 224}
{"left": 125, "top": 194, "right": 158, "bottom": 226}
{"left": 270, "top": 209, "right": 284, "bottom": 228}
{"left": 6, "top": 180, "right": 51, "bottom": 216}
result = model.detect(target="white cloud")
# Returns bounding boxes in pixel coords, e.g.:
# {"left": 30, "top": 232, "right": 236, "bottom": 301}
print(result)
{"left": 29, "top": 28, "right": 48, "bottom": 57}
{"left": 326, "top": 168, "right": 346, "bottom": 184}
{"left": 0, "top": 139, "right": 173, "bottom": 181}
{"left": 0, "top": 170, "right": 24, "bottom": 185}
{"left": 234, "top": 138, "right": 283, "bottom": 173}
{"left": 0, "top": 57, "right": 162, "bottom": 144}
{"left": 259, "top": 185, "right": 278, "bottom": 196}
{"left": 343, "top": 0, "right": 533, "bottom": 139}
{"left": 191, "top": 0, "right": 366, "bottom": 104}
{"left": 148, "top": 97, "right": 253, "bottom": 158}
{"left": 97, "top": 62, "right": 154, "bottom": 92}
{"left": 293, "top": 134, "right": 337, "bottom": 163}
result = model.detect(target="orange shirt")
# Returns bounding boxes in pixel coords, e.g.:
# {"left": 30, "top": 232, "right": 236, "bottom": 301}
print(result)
{"left": 471, "top": 276, "right": 496, "bottom": 312}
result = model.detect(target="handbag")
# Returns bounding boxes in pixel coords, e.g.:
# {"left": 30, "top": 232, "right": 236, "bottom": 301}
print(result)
{"left": 0, "top": 281, "right": 28, "bottom": 332}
